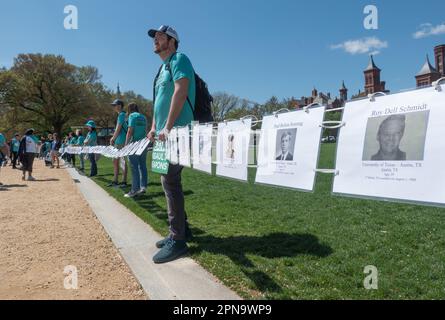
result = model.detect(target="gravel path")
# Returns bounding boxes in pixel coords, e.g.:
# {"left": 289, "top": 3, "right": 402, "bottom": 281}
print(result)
{"left": 0, "top": 159, "right": 147, "bottom": 300}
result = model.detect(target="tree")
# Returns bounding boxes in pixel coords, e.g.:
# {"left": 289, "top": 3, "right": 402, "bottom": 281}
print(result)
{"left": 0, "top": 54, "right": 98, "bottom": 136}
{"left": 211, "top": 92, "right": 241, "bottom": 122}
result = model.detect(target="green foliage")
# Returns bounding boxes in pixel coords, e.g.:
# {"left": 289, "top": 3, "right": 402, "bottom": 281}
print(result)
{"left": 0, "top": 54, "right": 153, "bottom": 139}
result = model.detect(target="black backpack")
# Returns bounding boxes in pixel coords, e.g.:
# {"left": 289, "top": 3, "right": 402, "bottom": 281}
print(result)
{"left": 153, "top": 53, "right": 214, "bottom": 123}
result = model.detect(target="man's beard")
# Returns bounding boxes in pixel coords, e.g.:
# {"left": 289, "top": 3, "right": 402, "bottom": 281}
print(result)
{"left": 154, "top": 42, "right": 168, "bottom": 54}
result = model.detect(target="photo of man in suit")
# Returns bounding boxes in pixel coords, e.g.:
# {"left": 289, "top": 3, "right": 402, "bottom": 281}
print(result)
{"left": 371, "top": 114, "right": 407, "bottom": 161}
{"left": 276, "top": 131, "right": 294, "bottom": 161}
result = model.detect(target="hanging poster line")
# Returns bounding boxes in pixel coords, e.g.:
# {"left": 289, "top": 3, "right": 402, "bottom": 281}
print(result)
{"left": 332, "top": 84, "right": 445, "bottom": 207}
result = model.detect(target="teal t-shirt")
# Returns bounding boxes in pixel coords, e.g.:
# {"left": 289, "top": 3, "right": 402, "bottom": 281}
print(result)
{"left": 115, "top": 111, "right": 127, "bottom": 146}
{"left": 31, "top": 135, "right": 40, "bottom": 144}
{"left": 154, "top": 52, "right": 195, "bottom": 134}
{"left": 85, "top": 131, "right": 97, "bottom": 146}
{"left": 77, "top": 135, "right": 85, "bottom": 145}
{"left": 128, "top": 112, "right": 147, "bottom": 141}
{"left": 0, "top": 133, "right": 6, "bottom": 147}
{"left": 69, "top": 137, "right": 77, "bottom": 145}
{"left": 12, "top": 138, "right": 20, "bottom": 152}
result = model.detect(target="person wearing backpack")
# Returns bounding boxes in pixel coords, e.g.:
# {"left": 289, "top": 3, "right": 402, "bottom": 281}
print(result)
{"left": 108, "top": 99, "right": 128, "bottom": 188}
{"left": 147, "top": 25, "right": 202, "bottom": 264}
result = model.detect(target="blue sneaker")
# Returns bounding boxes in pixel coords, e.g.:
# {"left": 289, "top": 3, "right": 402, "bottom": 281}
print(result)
{"left": 155, "top": 227, "right": 193, "bottom": 249}
{"left": 153, "top": 238, "right": 188, "bottom": 264}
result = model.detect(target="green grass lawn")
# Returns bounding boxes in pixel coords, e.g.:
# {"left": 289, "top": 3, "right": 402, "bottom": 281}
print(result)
{"left": 81, "top": 144, "right": 445, "bottom": 299}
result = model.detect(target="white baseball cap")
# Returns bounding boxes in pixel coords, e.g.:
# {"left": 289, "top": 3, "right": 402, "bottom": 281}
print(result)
{"left": 148, "top": 25, "right": 180, "bottom": 43}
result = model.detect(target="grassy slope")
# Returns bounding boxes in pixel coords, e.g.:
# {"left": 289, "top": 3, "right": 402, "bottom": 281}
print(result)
{"left": 84, "top": 144, "right": 445, "bottom": 299}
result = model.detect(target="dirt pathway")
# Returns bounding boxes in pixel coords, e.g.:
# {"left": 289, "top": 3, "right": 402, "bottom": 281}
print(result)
{"left": 0, "top": 159, "right": 147, "bottom": 300}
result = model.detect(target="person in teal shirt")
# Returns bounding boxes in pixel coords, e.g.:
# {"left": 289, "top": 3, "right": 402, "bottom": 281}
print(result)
{"left": 84, "top": 120, "right": 98, "bottom": 177}
{"left": 124, "top": 103, "right": 148, "bottom": 198}
{"left": 147, "top": 25, "right": 193, "bottom": 263}
{"left": 11, "top": 134, "right": 20, "bottom": 169}
{"left": 152, "top": 52, "right": 195, "bottom": 136}
{"left": 67, "top": 132, "right": 77, "bottom": 168}
{"left": 76, "top": 129, "right": 85, "bottom": 171}
{"left": 109, "top": 99, "right": 128, "bottom": 187}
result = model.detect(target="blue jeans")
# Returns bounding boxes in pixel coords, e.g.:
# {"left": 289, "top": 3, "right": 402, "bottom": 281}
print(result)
{"left": 88, "top": 153, "right": 97, "bottom": 176}
{"left": 129, "top": 150, "right": 148, "bottom": 192}
{"left": 79, "top": 153, "right": 85, "bottom": 170}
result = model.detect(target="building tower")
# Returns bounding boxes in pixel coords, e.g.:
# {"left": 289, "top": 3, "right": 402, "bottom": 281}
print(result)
{"left": 311, "top": 87, "right": 318, "bottom": 98}
{"left": 415, "top": 55, "right": 441, "bottom": 88}
{"left": 339, "top": 81, "right": 348, "bottom": 101}
{"left": 117, "top": 82, "right": 121, "bottom": 98}
{"left": 364, "top": 55, "right": 386, "bottom": 95}
{"left": 434, "top": 44, "right": 445, "bottom": 76}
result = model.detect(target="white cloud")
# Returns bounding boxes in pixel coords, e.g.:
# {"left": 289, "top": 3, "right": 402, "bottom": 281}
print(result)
{"left": 413, "top": 22, "right": 445, "bottom": 39}
{"left": 330, "top": 37, "right": 388, "bottom": 55}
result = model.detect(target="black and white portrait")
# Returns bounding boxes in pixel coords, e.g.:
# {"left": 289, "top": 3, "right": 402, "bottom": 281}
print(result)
{"left": 362, "top": 111, "right": 429, "bottom": 161}
{"left": 225, "top": 134, "right": 235, "bottom": 159}
{"left": 275, "top": 129, "right": 297, "bottom": 161}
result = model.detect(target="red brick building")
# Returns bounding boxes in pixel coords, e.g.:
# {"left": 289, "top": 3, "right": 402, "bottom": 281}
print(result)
{"left": 351, "top": 55, "right": 389, "bottom": 100}
{"left": 416, "top": 44, "right": 445, "bottom": 88}
{"left": 434, "top": 44, "right": 445, "bottom": 76}
{"left": 363, "top": 55, "right": 388, "bottom": 95}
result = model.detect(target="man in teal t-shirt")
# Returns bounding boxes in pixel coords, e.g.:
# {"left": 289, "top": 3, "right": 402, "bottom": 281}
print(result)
{"left": 152, "top": 51, "right": 195, "bottom": 135}
{"left": 109, "top": 99, "right": 128, "bottom": 187}
{"left": 147, "top": 25, "right": 194, "bottom": 264}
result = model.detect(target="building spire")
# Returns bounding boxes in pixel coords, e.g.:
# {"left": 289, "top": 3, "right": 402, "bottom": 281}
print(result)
{"left": 416, "top": 54, "right": 440, "bottom": 76}
{"left": 117, "top": 82, "right": 121, "bottom": 97}
{"left": 365, "top": 54, "right": 381, "bottom": 72}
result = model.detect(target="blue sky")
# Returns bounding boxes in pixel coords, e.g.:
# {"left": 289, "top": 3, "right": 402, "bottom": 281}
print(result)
{"left": 1, "top": 0, "right": 444, "bottom": 104}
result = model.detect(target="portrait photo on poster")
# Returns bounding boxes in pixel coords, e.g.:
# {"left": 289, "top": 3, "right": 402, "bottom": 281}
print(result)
{"left": 225, "top": 133, "right": 235, "bottom": 160}
{"left": 275, "top": 128, "right": 297, "bottom": 161}
{"left": 362, "top": 110, "right": 430, "bottom": 161}
{"left": 199, "top": 134, "right": 204, "bottom": 156}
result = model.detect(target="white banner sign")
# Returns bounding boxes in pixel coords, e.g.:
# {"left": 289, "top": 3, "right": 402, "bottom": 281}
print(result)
{"left": 333, "top": 85, "right": 445, "bottom": 205}
{"left": 192, "top": 123, "right": 213, "bottom": 174}
{"left": 255, "top": 107, "right": 324, "bottom": 191}
{"left": 216, "top": 119, "right": 251, "bottom": 181}
{"left": 168, "top": 128, "right": 179, "bottom": 165}
{"left": 178, "top": 126, "right": 191, "bottom": 167}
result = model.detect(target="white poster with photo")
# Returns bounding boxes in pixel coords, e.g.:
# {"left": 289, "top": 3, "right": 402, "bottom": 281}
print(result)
{"left": 216, "top": 119, "right": 251, "bottom": 181}
{"left": 255, "top": 107, "right": 325, "bottom": 191}
{"left": 169, "top": 128, "right": 179, "bottom": 165}
{"left": 192, "top": 123, "right": 213, "bottom": 174}
{"left": 333, "top": 85, "right": 445, "bottom": 206}
{"left": 178, "top": 126, "right": 191, "bottom": 167}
